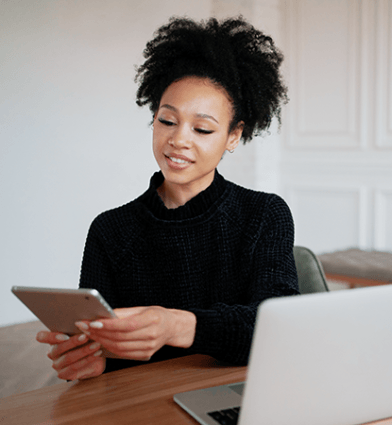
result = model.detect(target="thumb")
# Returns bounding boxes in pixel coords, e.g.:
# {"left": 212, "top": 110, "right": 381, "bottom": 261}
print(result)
{"left": 112, "top": 306, "right": 148, "bottom": 319}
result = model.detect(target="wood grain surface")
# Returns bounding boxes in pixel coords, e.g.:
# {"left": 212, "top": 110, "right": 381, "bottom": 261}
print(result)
{"left": 0, "top": 355, "right": 247, "bottom": 425}
{"left": 1, "top": 344, "right": 392, "bottom": 425}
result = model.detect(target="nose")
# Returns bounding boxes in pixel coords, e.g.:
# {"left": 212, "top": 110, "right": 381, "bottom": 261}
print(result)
{"left": 169, "top": 124, "right": 192, "bottom": 149}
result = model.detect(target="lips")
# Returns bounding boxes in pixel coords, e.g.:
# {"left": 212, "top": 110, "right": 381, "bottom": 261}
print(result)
{"left": 169, "top": 157, "right": 191, "bottom": 164}
{"left": 164, "top": 153, "right": 194, "bottom": 171}
{"left": 165, "top": 153, "right": 194, "bottom": 164}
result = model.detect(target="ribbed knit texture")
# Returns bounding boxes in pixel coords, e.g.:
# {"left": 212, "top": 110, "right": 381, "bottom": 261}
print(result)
{"left": 79, "top": 170, "right": 299, "bottom": 372}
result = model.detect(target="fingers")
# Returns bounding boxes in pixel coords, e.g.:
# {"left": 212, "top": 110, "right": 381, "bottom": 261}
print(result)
{"left": 36, "top": 330, "right": 105, "bottom": 380}
{"left": 57, "top": 354, "right": 106, "bottom": 381}
{"left": 50, "top": 339, "right": 102, "bottom": 372}
{"left": 112, "top": 306, "right": 147, "bottom": 320}
{"left": 101, "top": 345, "right": 153, "bottom": 361}
{"left": 94, "top": 333, "right": 159, "bottom": 356}
{"left": 100, "top": 347, "right": 148, "bottom": 360}
{"left": 75, "top": 306, "right": 160, "bottom": 336}
{"left": 77, "top": 324, "right": 155, "bottom": 345}
{"left": 75, "top": 308, "right": 163, "bottom": 356}
{"left": 78, "top": 328, "right": 159, "bottom": 360}
{"left": 73, "top": 307, "right": 173, "bottom": 360}
{"left": 47, "top": 333, "right": 90, "bottom": 361}
{"left": 36, "top": 331, "right": 70, "bottom": 344}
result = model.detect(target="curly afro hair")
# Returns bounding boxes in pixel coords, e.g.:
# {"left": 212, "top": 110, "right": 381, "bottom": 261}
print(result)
{"left": 135, "top": 16, "right": 288, "bottom": 143}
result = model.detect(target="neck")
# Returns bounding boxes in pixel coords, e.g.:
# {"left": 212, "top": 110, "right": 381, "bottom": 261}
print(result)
{"left": 157, "top": 174, "right": 215, "bottom": 209}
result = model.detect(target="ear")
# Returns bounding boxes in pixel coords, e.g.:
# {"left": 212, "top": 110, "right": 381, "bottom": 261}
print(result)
{"left": 226, "top": 121, "right": 244, "bottom": 152}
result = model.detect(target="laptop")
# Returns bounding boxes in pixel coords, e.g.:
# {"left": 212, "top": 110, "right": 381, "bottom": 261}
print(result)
{"left": 174, "top": 285, "right": 392, "bottom": 425}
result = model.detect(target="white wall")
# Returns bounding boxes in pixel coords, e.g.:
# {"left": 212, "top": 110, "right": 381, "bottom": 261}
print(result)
{"left": 8, "top": 0, "right": 391, "bottom": 327}
{"left": 7, "top": 0, "right": 391, "bottom": 326}
{"left": 215, "top": 0, "right": 284, "bottom": 194}
{"left": 0, "top": 0, "right": 213, "bottom": 326}
{"left": 1, "top": 0, "right": 286, "bottom": 327}
{"left": 281, "top": 0, "right": 392, "bottom": 254}
{"left": 1, "top": 0, "right": 283, "bottom": 327}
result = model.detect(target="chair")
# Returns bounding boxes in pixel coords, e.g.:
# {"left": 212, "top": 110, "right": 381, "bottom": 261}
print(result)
{"left": 293, "top": 246, "right": 329, "bottom": 294}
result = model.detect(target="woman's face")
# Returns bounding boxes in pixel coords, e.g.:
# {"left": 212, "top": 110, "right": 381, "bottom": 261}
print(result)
{"left": 153, "top": 77, "right": 243, "bottom": 197}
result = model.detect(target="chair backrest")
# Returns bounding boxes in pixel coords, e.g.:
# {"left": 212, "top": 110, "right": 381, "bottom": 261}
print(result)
{"left": 293, "top": 246, "right": 329, "bottom": 294}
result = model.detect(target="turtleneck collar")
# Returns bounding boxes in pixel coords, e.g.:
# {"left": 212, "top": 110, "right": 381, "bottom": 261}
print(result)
{"left": 138, "top": 169, "right": 228, "bottom": 222}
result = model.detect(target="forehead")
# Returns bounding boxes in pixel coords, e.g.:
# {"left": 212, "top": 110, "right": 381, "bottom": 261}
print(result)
{"left": 159, "top": 77, "right": 233, "bottom": 121}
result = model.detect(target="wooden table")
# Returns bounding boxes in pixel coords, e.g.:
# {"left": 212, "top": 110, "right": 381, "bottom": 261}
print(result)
{"left": 318, "top": 249, "right": 392, "bottom": 289}
{"left": 1, "top": 354, "right": 392, "bottom": 425}
{"left": 0, "top": 355, "right": 246, "bottom": 425}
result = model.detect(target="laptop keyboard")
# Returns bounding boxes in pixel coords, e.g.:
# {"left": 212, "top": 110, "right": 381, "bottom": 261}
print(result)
{"left": 207, "top": 407, "right": 240, "bottom": 425}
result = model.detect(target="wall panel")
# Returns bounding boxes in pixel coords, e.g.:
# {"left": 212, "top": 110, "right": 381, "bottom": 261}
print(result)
{"left": 281, "top": 0, "right": 392, "bottom": 254}
{"left": 286, "top": 186, "right": 366, "bottom": 253}
{"left": 286, "top": 0, "right": 361, "bottom": 148}
{"left": 375, "top": 0, "right": 392, "bottom": 148}
{"left": 374, "top": 190, "right": 392, "bottom": 251}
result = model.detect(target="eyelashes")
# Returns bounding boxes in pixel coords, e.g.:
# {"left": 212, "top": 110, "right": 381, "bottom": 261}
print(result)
{"left": 157, "top": 118, "right": 214, "bottom": 135}
{"left": 195, "top": 128, "right": 213, "bottom": 135}
{"left": 158, "top": 118, "right": 175, "bottom": 126}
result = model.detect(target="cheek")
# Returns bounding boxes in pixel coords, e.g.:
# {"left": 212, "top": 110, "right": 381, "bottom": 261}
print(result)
{"left": 199, "top": 139, "right": 227, "bottom": 164}
{"left": 152, "top": 133, "right": 162, "bottom": 159}
{"left": 152, "top": 126, "right": 164, "bottom": 147}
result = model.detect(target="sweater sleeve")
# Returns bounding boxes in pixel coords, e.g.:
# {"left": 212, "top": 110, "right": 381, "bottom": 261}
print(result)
{"left": 78, "top": 218, "right": 119, "bottom": 308}
{"left": 188, "top": 195, "right": 299, "bottom": 365}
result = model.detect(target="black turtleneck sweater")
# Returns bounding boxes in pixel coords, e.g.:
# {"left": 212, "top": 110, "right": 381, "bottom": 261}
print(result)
{"left": 79, "top": 170, "right": 299, "bottom": 372}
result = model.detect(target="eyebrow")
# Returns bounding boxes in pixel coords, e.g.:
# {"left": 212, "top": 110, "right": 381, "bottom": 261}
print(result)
{"left": 159, "top": 104, "right": 219, "bottom": 124}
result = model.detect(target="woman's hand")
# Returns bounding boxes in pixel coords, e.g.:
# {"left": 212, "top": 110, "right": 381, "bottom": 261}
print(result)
{"left": 75, "top": 306, "right": 196, "bottom": 361}
{"left": 36, "top": 331, "right": 106, "bottom": 381}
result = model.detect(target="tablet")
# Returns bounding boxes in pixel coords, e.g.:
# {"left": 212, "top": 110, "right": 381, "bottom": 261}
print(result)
{"left": 11, "top": 286, "right": 116, "bottom": 335}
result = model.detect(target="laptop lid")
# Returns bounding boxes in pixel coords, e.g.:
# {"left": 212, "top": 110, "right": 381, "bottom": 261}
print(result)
{"left": 174, "top": 285, "right": 392, "bottom": 425}
{"left": 240, "top": 285, "right": 392, "bottom": 425}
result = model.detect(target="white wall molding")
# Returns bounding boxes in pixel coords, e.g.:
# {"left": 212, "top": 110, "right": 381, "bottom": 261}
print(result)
{"left": 280, "top": 0, "right": 392, "bottom": 254}
{"left": 281, "top": 163, "right": 392, "bottom": 252}
{"left": 280, "top": 154, "right": 392, "bottom": 177}
{"left": 375, "top": 0, "right": 392, "bottom": 149}
{"left": 284, "top": 184, "right": 368, "bottom": 253}
{"left": 284, "top": 0, "right": 362, "bottom": 149}
{"left": 374, "top": 189, "right": 392, "bottom": 251}
{"left": 359, "top": 0, "right": 376, "bottom": 149}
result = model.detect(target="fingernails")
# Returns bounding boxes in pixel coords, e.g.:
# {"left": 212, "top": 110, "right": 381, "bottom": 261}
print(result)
{"left": 75, "top": 322, "right": 88, "bottom": 330}
{"left": 93, "top": 350, "right": 103, "bottom": 357}
{"left": 78, "top": 334, "right": 87, "bottom": 342}
{"left": 55, "top": 334, "right": 70, "bottom": 342}
{"left": 90, "top": 321, "right": 103, "bottom": 329}
{"left": 53, "top": 356, "right": 63, "bottom": 367}
{"left": 89, "top": 342, "right": 100, "bottom": 350}
{"left": 36, "top": 331, "right": 47, "bottom": 342}
{"left": 75, "top": 322, "right": 90, "bottom": 335}
{"left": 77, "top": 367, "right": 95, "bottom": 380}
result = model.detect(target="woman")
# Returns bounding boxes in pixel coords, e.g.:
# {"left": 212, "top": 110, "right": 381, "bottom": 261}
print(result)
{"left": 37, "top": 16, "right": 299, "bottom": 381}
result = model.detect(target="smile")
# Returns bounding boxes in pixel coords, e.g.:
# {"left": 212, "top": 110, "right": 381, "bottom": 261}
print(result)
{"left": 165, "top": 153, "right": 194, "bottom": 165}
{"left": 169, "top": 156, "right": 191, "bottom": 164}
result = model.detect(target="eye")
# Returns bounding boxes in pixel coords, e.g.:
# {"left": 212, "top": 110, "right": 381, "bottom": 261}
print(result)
{"left": 195, "top": 128, "right": 214, "bottom": 135}
{"left": 158, "top": 118, "right": 175, "bottom": 126}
